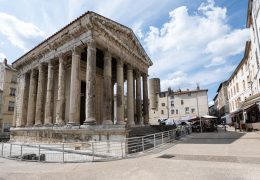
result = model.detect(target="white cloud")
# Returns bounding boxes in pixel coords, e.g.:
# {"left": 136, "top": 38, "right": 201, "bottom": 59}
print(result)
{"left": 0, "top": 12, "right": 46, "bottom": 51}
{"left": 161, "top": 64, "right": 236, "bottom": 91}
{"left": 0, "top": 52, "right": 6, "bottom": 60}
{"left": 132, "top": 21, "right": 144, "bottom": 39}
{"left": 143, "top": 0, "right": 249, "bottom": 91}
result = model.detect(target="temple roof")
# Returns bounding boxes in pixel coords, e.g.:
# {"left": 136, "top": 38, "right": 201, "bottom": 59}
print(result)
{"left": 12, "top": 11, "right": 153, "bottom": 68}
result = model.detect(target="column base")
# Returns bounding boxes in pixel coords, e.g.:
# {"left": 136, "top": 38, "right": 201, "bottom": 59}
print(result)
{"left": 127, "top": 121, "right": 135, "bottom": 127}
{"left": 117, "top": 121, "right": 126, "bottom": 125}
{"left": 34, "top": 124, "right": 43, "bottom": 127}
{"left": 17, "top": 125, "right": 25, "bottom": 128}
{"left": 54, "top": 122, "right": 65, "bottom": 127}
{"left": 66, "top": 122, "right": 80, "bottom": 129}
{"left": 102, "top": 120, "right": 113, "bottom": 125}
{"left": 44, "top": 123, "right": 53, "bottom": 127}
{"left": 25, "top": 124, "right": 34, "bottom": 127}
{"left": 83, "top": 120, "right": 96, "bottom": 126}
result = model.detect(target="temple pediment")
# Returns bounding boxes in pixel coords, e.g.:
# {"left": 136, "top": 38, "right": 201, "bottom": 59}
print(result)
{"left": 88, "top": 12, "right": 152, "bottom": 66}
{"left": 13, "top": 11, "right": 152, "bottom": 70}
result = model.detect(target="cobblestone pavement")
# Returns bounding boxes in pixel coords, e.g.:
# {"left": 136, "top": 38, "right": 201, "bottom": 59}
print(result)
{"left": 0, "top": 127, "right": 260, "bottom": 180}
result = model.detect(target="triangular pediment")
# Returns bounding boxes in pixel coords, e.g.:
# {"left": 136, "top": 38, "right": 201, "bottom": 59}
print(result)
{"left": 89, "top": 12, "right": 152, "bottom": 66}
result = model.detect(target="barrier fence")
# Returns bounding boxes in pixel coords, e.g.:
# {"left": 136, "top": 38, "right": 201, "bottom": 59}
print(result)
{"left": 0, "top": 126, "right": 191, "bottom": 163}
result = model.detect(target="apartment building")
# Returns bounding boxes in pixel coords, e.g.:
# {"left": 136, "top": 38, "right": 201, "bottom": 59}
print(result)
{"left": 149, "top": 78, "right": 209, "bottom": 124}
{"left": 0, "top": 59, "right": 17, "bottom": 136}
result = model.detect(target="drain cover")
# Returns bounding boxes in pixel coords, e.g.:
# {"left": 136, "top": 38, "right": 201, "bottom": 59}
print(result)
{"left": 158, "top": 154, "right": 175, "bottom": 159}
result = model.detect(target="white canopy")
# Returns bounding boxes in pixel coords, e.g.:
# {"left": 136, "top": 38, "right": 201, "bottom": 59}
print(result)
{"left": 202, "top": 115, "right": 218, "bottom": 119}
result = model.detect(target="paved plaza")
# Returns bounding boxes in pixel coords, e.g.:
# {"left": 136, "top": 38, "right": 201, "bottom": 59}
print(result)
{"left": 0, "top": 127, "right": 260, "bottom": 180}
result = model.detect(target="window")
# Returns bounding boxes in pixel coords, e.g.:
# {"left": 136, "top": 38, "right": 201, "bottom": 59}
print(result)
{"left": 10, "top": 88, "right": 16, "bottom": 96}
{"left": 181, "top": 100, "right": 184, "bottom": 105}
{"left": 191, "top": 108, "right": 195, "bottom": 114}
{"left": 171, "top": 109, "right": 174, "bottom": 114}
{"left": 176, "top": 109, "right": 178, "bottom": 114}
{"left": 170, "top": 95, "right": 174, "bottom": 99}
{"left": 11, "top": 75, "right": 17, "bottom": 83}
{"left": 233, "top": 86, "right": 236, "bottom": 95}
{"left": 185, "top": 107, "right": 189, "bottom": 114}
{"left": 8, "top": 101, "right": 15, "bottom": 111}
{"left": 162, "top": 103, "right": 165, "bottom": 106}
{"left": 3, "top": 123, "right": 11, "bottom": 132}
{"left": 170, "top": 101, "right": 174, "bottom": 107}
{"left": 161, "top": 110, "right": 164, "bottom": 114}
{"left": 236, "top": 83, "right": 239, "bottom": 93}
{"left": 159, "top": 93, "right": 166, "bottom": 98}
{"left": 243, "top": 80, "right": 246, "bottom": 91}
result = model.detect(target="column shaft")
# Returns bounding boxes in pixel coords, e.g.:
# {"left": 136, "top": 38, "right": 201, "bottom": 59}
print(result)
{"left": 17, "top": 73, "right": 29, "bottom": 127}
{"left": 84, "top": 39, "right": 97, "bottom": 125}
{"left": 35, "top": 64, "right": 45, "bottom": 126}
{"left": 143, "top": 75, "right": 149, "bottom": 124}
{"left": 68, "top": 47, "right": 81, "bottom": 125}
{"left": 127, "top": 66, "right": 134, "bottom": 126}
{"left": 136, "top": 71, "right": 142, "bottom": 125}
{"left": 26, "top": 69, "right": 37, "bottom": 126}
{"left": 55, "top": 55, "right": 65, "bottom": 125}
{"left": 116, "top": 59, "right": 125, "bottom": 124}
{"left": 44, "top": 61, "right": 54, "bottom": 126}
{"left": 102, "top": 50, "right": 112, "bottom": 125}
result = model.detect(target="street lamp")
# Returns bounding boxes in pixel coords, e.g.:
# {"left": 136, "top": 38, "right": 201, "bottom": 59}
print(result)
{"left": 196, "top": 91, "right": 202, "bottom": 133}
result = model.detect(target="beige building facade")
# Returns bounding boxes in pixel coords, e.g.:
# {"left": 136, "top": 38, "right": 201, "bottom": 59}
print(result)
{"left": 11, "top": 12, "right": 152, "bottom": 142}
{"left": 149, "top": 78, "right": 209, "bottom": 124}
{"left": 0, "top": 59, "right": 17, "bottom": 136}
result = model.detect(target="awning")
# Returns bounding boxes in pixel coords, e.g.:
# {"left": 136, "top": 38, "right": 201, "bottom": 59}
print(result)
{"left": 229, "top": 109, "right": 243, "bottom": 117}
{"left": 202, "top": 115, "right": 218, "bottom": 119}
{"left": 241, "top": 93, "right": 260, "bottom": 111}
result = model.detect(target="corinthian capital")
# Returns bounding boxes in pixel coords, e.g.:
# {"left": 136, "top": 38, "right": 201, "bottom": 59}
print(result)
{"left": 87, "top": 38, "right": 96, "bottom": 51}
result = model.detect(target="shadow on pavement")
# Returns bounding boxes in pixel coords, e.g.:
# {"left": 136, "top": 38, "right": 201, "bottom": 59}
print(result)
{"left": 181, "top": 127, "right": 246, "bottom": 144}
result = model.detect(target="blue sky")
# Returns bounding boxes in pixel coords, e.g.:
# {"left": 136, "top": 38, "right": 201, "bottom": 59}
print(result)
{"left": 0, "top": 0, "right": 249, "bottom": 105}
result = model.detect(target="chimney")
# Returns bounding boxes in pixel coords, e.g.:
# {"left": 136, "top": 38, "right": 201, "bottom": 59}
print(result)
{"left": 196, "top": 84, "right": 200, "bottom": 90}
{"left": 3, "top": 58, "right": 7, "bottom": 65}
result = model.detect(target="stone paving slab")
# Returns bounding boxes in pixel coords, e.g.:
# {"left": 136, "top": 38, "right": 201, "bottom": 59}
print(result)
{"left": 1, "top": 128, "right": 260, "bottom": 180}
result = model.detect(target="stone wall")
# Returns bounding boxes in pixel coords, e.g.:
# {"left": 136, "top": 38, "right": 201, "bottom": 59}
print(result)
{"left": 10, "top": 126, "right": 128, "bottom": 143}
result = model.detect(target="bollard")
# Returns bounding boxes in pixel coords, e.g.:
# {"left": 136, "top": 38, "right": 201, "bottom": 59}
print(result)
{"left": 153, "top": 134, "right": 156, "bottom": 148}
{"left": 168, "top": 131, "right": 170, "bottom": 142}
{"left": 142, "top": 137, "right": 144, "bottom": 152}
{"left": 162, "top": 132, "right": 164, "bottom": 144}
{"left": 92, "top": 142, "right": 94, "bottom": 161}
{"left": 9, "top": 144, "right": 12, "bottom": 158}
{"left": 20, "top": 145, "right": 23, "bottom": 161}
{"left": 38, "top": 145, "right": 41, "bottom": 162}
{"left": 1, "top": 143, "right": 3, "bottom": 156}
{"left": 121, "top": 141, "right": 124, "bottom": 158}
{"left": 62, "top": 144, "right": 65, "bottom": 163}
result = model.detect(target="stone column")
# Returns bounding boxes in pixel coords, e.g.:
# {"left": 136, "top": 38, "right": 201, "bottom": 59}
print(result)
{"left": 55, "top": 54, "right": 65, "bottom": 125}
{"left": 44, "top": 61, "right": 54, "bottom": 126}
{"left": 143, "top": 74, "right": 149, "bottom": 124}
{"left": 26, "top": 69, "right": 37, "bottom": 127}
{"left": 35, "top": 64, "right": 45, "bottom": 126}
{"left": 136, "top": 71, "right": 142, "bottom": 125}
{"left": 127, "top": 65, "right": 135, "bottom": 126}
{"left": 112, "top": 81, "right": 115, "bottom": 124}
{"left": 84, "top": 39, "right": 97, "bottom": 125}
{"left": 102, "top": 50, "right": 113, "bottom": 125}
{"left": 116, "top": 59, "right": 125, "bottom": 125}
{"left": 133, "top": 74, "right": 136, "bottom": 124}
{"left": 68, "top": 47, "right": 81, "bottom": 126}
{"left": 17, "top": 73, "right": 29, "bottom": 127}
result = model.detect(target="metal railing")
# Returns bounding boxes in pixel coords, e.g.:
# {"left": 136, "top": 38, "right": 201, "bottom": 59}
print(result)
{"left": 0, "top": 126, "right": 191, "bottom": 163}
